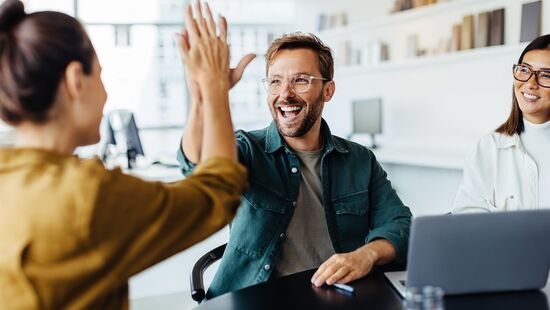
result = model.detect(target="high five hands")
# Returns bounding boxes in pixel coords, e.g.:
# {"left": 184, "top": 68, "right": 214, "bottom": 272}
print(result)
{"left": 177, "top": 0, "right": 255, "bottom": 98}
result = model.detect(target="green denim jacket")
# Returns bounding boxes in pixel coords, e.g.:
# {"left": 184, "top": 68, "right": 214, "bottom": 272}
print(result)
{"left": 177, "top": 119, "right": 412, "bottom": 299}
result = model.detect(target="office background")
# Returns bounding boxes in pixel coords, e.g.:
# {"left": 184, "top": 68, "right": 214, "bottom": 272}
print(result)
{"left": 0, "top": 0, "right": 548, "bottom": 309}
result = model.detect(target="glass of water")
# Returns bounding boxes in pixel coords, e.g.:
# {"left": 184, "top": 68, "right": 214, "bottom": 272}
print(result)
{"left": 404, "top": 286, "right": 445, "bottom": 310}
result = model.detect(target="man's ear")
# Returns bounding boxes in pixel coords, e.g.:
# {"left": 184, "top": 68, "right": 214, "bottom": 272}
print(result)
{"left": 323, "top": 80, "right": 335, "bottom": 102}
{"left": 63, "top": 61, "right": 85, "bottom": 102}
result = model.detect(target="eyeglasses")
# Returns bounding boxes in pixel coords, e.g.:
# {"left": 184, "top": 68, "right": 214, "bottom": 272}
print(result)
{"left": 512, "top": 64, "right": 550, "bottom": 88}
{"left": 261, "top": 74, "right": 328, "bottom": 95}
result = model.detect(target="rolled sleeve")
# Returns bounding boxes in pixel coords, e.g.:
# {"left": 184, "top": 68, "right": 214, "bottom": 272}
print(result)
{"left": 366, "top": 213, "right": 411, "bottom": 263}
{"left": 365, "top": 153, "right": 412, "bottom": 262}
{"left": 91, "top": 157, "right": 247, "bottom": 279}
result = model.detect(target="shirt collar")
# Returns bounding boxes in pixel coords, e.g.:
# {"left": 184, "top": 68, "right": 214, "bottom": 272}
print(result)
{"left": 494, "top": 132, "right": 522, "bottom": 149}
{"left": 265, "top": 118, "right": 349, "bottom": 154}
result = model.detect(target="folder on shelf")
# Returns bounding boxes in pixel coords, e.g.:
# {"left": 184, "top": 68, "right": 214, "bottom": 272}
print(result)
{"left": 488, "top": 8, "right": 505, "bottom": 46}
{"left": 461, "top": 15, "right": 474, "bottom": 50}
{"left": 475, "top": 12, "right": 490, "bottom": 48}
{"left": 520, "top": 1, "right": 541, "bottom": 43}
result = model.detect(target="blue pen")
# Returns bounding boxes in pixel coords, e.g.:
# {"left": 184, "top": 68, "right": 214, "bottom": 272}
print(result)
{"left": 333, "top": 283, "right": 355, "bottom": 294}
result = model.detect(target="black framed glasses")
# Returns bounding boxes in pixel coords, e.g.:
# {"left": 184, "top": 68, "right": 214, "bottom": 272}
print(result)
{"left": 261, "top": 74, "right": 328, "bottom": 95}
{"left": 512, "top": 64, "right": 550, "bottom": 88}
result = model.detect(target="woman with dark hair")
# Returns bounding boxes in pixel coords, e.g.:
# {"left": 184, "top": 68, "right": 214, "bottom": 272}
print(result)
{"left": 0, "top": 0, "right": 247, "bottom": 308}
{"left": 453, "top": 34, "right": 550, "bottom": 213}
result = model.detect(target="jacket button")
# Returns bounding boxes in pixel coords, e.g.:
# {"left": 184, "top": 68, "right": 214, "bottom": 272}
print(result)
{"left": 291, "top": 167, "right": 298, "bottom": 173}
{"left": 292, "top": 201, "right": 296, "bottom": 206}
{"left": 279, "top": 233, "right": 285, "bottom": 239}
{"left": 264, "top": 264, "right": 271, "bottom": 271}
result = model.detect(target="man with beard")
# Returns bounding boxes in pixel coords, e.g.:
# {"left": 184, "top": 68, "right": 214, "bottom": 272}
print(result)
{"left": 178, "top": 33, "right": 412, "bottom": 298}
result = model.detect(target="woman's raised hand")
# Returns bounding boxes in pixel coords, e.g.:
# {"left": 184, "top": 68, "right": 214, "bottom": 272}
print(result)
{"left": 177, "top": 1, "right": 230, "bottom": 86}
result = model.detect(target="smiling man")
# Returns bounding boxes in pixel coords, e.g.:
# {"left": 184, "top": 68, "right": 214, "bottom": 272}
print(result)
{"left": 178, "top": 33, "right": 412, "bottom": 298}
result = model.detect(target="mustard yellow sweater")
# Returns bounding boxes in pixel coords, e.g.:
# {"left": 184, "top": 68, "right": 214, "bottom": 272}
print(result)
{"left": 0, "top": 148, "right": 247, "bottom": 309}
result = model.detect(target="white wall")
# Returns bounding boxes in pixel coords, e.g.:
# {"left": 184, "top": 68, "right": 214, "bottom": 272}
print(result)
{"left": 326, "top": 47, "right": 521, "bottom": 148}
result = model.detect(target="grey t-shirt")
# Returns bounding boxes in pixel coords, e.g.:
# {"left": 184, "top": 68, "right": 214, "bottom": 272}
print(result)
{"left": 273, "top": 149, "right": 335, "bottom": 277}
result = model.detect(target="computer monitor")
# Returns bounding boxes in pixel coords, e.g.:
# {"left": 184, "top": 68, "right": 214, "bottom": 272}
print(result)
{"left": 351, "top": 98, "right": 382, "bottom": 148}
{"left": 108, "top": 110, "right": 145, "bottom": 169}
{"left": 99, "top": 116, "right": 117, "bottom": 162}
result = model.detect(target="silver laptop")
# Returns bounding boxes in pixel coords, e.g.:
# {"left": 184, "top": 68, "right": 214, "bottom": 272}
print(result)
{"left": 386, "top": 210, "right": 550, "bottom": 297}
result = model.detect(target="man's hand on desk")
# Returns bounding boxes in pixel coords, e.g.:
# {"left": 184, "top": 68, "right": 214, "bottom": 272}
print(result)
{"left": 311, "top": 239, "right": 396, "bottom": 287}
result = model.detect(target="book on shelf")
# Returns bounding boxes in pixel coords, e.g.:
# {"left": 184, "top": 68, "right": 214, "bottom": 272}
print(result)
{"left": 318, "top": 12, "right": 348, "bottom": 31}
{"left": 460, "top": 15, "right": 474, "bottom": 50}
{"left": 337, "top": 12, "right": 348, "bottom": 27}
{"left": 450, "top": 24, "right": 462, "bottom": 52}
{"left": 369, "top": 41, "right": 390, "bottom": 64}
{"left": 391, "top": 0, "right": 412, "bottom": 12}
{"left": 405, "top": 0, "right": 438, "bottom": 10}
{"left": 317, "top": 14, "right": 326, "bottom": 32}
{"left": 488, "top": 8, "right": 505, "bottom": 46}
{"left": 406, "top": 34, "right": 419, "bottom": 57}
{"left": 520, "top": 1, "right": 542, "bottom": 43}
{"left": 475, "top": 12, "right": 490, "bottom": 48}
{"left": 335, "top": 40, "right": 353, "bottom": 66}
{"left": 329, "top": 14, "right": 338, "bottom": 29}
{"left": 380, "top": 44, "right": 390, "bottom": 62}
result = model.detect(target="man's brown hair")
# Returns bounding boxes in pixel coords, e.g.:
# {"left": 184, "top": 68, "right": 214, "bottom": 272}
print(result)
{"left": 265, "top": 32, "right": 334, "bottom": 80}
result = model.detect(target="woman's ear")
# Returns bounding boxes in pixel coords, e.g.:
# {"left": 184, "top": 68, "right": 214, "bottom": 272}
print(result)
{"left": 63, "top": 61, "right": 85, "bottom": 102}
{"left": 323, "top": 80, "right": 336, "bottom": 102}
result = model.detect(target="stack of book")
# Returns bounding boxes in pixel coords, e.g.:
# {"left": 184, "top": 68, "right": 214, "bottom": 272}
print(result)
{"left": 317, "top": 12, "right": 348, "bottom": 32}
{"left": 450, "top": 8, "right": 505, "bottom": 52}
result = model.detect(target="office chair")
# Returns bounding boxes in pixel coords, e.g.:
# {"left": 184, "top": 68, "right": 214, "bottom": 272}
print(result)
{"left": 190, "top": 243, "right": 227, "bottom": 303}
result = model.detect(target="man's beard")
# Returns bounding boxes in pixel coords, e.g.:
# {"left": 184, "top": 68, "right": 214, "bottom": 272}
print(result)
{"left": 272, "top": 91, "right": 324, "bottom": 138}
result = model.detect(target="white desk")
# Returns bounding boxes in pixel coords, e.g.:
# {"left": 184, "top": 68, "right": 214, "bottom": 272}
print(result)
{"left": 371, "top": 145, "right": 467, "bottom": 170}
{"left": 126, "top": 164, "right": 184, "bottom": 182}
{"left": 363, "top": 143, "right": 468, "bottom": 216}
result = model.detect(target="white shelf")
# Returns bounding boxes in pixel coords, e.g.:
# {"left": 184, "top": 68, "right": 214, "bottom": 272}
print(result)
{"left": 335, "top": 43, "right": 527, "bottom": 75}
{"left": 319, "top": 0, "right": 519, "bottom": 39}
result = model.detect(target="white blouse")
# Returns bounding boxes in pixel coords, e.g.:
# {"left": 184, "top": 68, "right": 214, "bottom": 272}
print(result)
{"left": 452, "top": 120, "right": 550, "bottom": 213}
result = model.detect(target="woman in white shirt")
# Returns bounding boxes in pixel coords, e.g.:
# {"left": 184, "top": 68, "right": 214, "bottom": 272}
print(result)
{"left": 453, "top": 34, "right": 550, "bottom": 213}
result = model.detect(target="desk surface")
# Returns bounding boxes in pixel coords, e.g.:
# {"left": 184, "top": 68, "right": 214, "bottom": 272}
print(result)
{"left": 126, "top": 164, "right": 184, "bottom": 182}
{"left": 197, "top": 268, "right": 550, "bottom": 310}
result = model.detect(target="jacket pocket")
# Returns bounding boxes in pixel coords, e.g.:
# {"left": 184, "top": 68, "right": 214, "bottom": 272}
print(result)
{"left": 331, "top": 190, "right": 370, "bottom": 251}
{"left": 244, "top": 180, "right": 288, "bottom": 214}
{"left": 228, "top": 181, "right": 290, "bottom": 258}
{"left": 332, "top": 189, "right": 369, "bottom": 216}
